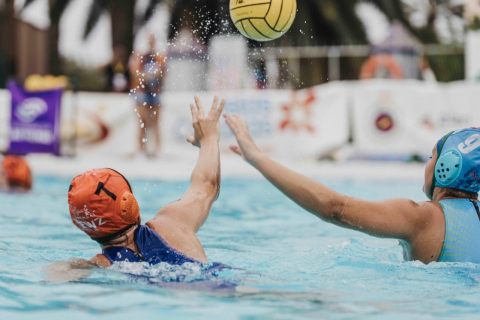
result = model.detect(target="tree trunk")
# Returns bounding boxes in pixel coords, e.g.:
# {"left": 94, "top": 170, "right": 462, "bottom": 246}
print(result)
{"left": 0, "top": 0, "right": 16, "bottom": 86}
{"left": 110, "top": 0, "right": 135, "bottom": 63}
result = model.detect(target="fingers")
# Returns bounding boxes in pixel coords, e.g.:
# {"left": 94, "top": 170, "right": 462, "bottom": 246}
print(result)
{"left": 229, "top": 145, "right": 242, "bottom": 156}
{"left": 216, "top": 98, "right": 226, "bottom": 119}
{"left": 194, "top": 95, "right": 205, "bottom": 117}
{"left": 194, "top": 95, "right": 225, "bottom": 119}
{"left": 186, "top": 133, "right": 195, "bottom": 144}
{"left": 224, "top": 114, "right": 235, "bottom": 131}
{"left": 224, "top": 114, "right": 243, "bottom": 133}
{"left": 208, "top": 95, "right": 219, "bottom": 117}
{"left": 190, "top": 103, "right": 197, "bottom": 122}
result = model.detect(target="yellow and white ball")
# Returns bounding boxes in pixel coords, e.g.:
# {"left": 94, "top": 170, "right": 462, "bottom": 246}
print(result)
{"left": 230, "top": 0, "right": 297, "bottom": 42}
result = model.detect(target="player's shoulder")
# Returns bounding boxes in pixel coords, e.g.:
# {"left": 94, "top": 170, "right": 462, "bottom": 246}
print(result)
{"left": 411, "top": 200, "right": 445, "bottom": 228}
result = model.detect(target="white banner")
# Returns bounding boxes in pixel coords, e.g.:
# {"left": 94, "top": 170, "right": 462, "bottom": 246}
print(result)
{"left": 162, "top": 83, "right": 349, "bottom": 159}
{"left": 3, "top": 80, "right": 478, "bottom": 159}
{"left": 0, "top": 89, "right": 10, "bottom": 152}
{"left": 466, "top": 31, "right": 480, "bottom": 82}
{"left": 352, "top": 80, "right": 480, "bottom": 156}
{"left": 2, "top": 85, "right": 350, "bottom": 159}
{"left": 60, "top": 92, "right": 137, "bottom": 157}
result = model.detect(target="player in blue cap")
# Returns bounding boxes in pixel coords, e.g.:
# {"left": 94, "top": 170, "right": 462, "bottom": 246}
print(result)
{"left": 224, "top": 115, "right": 480, "bottom": 264}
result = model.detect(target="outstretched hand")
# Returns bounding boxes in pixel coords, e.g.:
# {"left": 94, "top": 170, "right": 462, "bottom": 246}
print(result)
{"left": 224, "top": 114, "right": 263, "bottom": 165}
{"left": 187, "top": 95, "right": 225, "bottom": 147}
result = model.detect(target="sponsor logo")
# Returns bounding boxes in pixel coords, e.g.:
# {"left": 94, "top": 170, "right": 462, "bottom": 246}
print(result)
{"left": 470, "top": 172, "right": 480, "bottom": 181}
{"left": 366, "top": 91, "right": 401, "bottom": 142}
{"left": 375, "top": 112, "right": 394, "bottom": 132}
{"left": 279, "top": 90, "right": 316, "bottom": 133}
{"left": 70, "top": 205, "right": 106, "bottom": 232}
{"left": 61, "top": 108, "right": 110, "bottom": 146}
{"left": 15, "top": 98, "right": 48, "bottom": 123}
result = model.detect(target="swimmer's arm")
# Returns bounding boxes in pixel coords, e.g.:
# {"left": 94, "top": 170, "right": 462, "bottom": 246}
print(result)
{"left": 90, "top": 254, "right": 112, "bottom": 267}
{"left": 224, "top": 114, "right": 428, "bottom": 241}
{"left": 43, "top": 256, "right": 110, "bottom": 283}
{"left": 251, "top": 154, "right": 428, "bottom": 240}
{"left": 152, "top": 96, "right": 224, "bottom": 232}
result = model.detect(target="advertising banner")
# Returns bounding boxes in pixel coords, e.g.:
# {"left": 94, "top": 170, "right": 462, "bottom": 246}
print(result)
{"left": 163, "top": 82, "right": 350, "bottom": 159}
{"left": 60, "top": 92, "right": 137, "bottom": 157}
{"left": 7, "top": 82, "right": 62, "bottom": 155}
{"left": 352, "top": 80, "right": 480, "bottom": 157}
{"left": 5, "top": 80, "right": 477, "bottom": 160}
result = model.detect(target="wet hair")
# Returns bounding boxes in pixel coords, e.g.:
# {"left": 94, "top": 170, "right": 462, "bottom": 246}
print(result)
{"left": 444, "top": 188, "right": 479, "bottom": 200}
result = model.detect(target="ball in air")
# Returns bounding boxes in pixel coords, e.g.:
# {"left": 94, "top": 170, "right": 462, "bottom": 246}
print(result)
{"left": 230, "top": 0, "right": 297, "bottom": 42}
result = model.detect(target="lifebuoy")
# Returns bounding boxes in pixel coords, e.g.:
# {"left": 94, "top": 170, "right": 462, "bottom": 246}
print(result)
{"left": 360, "top": 54, "right": 404, "bottom": 80}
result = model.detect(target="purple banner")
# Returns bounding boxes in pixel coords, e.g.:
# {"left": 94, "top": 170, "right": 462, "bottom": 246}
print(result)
{"left": 8, "top": 81, "right": 62, "bottom": 155}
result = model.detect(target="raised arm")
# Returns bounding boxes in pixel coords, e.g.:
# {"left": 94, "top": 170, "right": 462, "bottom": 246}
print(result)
{"left": 224, "top": 114, "right": 434, "bottom": 242}
{"left": 150, "top": 96, "right": 224, "bottom": 233}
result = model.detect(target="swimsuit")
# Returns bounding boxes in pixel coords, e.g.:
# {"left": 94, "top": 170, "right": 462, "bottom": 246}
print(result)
{"left": 438, "top": 198, "right": 480, "bottom": 263}
{"left": 102, "top": 225, "right": 236, "bottom": 292}
{"left": 102, "top": 225, "right": 199, "bottom": 265}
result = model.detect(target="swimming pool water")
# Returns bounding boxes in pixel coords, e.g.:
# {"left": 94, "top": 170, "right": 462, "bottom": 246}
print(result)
{"left": 1, "top": 175, "right": 480, "bottom": 319}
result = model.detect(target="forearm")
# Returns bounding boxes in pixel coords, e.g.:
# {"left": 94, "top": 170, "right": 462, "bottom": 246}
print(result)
{"left": 253, "top": 155, "right": 346, "bottom": 221}
{"left": 191, "top": 138, "right": 221, "bottom": 197}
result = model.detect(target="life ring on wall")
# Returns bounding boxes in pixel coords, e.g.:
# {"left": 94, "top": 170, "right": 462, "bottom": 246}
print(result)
{"left": 360, "top": 54, "right": 404, "bottom": 80}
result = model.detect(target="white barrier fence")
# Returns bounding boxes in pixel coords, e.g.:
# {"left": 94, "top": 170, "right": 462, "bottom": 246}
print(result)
{"left": 0, "top": 80, "right": 479, "bottom": 159}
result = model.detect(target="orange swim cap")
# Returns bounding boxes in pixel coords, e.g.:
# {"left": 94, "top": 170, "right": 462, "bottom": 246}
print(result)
{"left": 2, "top": 155, "right": 32, "bottom": 190}
{"left": 68, "top": 168, "right": 140, "bottom": 241}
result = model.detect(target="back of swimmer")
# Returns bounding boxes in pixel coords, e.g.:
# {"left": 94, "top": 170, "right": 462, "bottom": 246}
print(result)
{"left": 0, "top": 155, "right": 32, "bottom": 191}
{"left": 224, "top": 112, "right": 480, "bottom": 264}
{"left": 67, "top": 96, "right": 225, "bottom": 268}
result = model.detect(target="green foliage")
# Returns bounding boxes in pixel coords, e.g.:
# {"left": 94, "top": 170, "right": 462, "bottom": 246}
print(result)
{"left": 470, "top": 17, "right": 480, "bottom": 31}
{"left": 63, "top": 60, "right": 107, "bottom": 92}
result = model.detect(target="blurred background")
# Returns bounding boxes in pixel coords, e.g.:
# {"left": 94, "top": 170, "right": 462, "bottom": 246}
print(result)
{"left": 0, "top": 0, "right": 480, "bottom": 173}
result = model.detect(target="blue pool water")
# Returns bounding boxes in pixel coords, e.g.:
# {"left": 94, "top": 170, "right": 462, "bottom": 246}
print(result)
{"left": 2, "top": 175, "right": 480, "bottom": 319}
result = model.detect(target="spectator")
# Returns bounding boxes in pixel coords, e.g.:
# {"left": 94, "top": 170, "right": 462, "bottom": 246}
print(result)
{"left": 0, "top": 155, "right": 32, "bottom": 191}
{"left": 129, "top": 35, "right": 166, "bottom": 158}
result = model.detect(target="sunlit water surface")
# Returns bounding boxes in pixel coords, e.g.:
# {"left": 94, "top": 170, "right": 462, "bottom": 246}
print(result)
{"left": 1, "top": 175, "right": 480, "bottom": 319}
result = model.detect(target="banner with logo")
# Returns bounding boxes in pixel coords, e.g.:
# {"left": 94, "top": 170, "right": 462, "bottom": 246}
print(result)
{"left": 57, "top": 84, "right": 349, "bottom": 159}
{"left": 163, "top": 82, "right": 350, "bottom": 159}
{"left": 60, "top": 92, "right": 137, "bottom": 157}
{"left": 7, "top": 81, "right": 62, "bottom": 155}
{"left": 352, "top": 80, "right": 480, "bottom": 157}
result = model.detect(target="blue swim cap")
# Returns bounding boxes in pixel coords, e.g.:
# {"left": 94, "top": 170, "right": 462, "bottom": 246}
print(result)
{"left": 430, "top": 128, "right": 480, "bottom": 198}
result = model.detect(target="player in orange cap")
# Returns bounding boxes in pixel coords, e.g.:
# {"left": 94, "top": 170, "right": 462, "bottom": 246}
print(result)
{"left": 0, "top": 155, "right": 32, "bottom": 191}
{"left": 68, "top": 96, "right": 224, "bottom": 267}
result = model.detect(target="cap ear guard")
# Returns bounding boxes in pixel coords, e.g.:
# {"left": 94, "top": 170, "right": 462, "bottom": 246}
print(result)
{"left": 434, "top": 149, "right": 463, "bottom": 186}
{"left": 120, "top": 191, "right": 140, "bottom": 224}
{"left": 430, "top": 131, "right": 454, "bottom": 199}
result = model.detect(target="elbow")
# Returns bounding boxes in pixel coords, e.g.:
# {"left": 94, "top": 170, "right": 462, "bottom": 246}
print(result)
{"left": 326, "top": 196, "right": 347, "bottom": 224}
{"left": 207, "top": 176, "right": 220, "bottom": 200}
{"left": 191, "top": 173, "right": 220, "bottom": 198}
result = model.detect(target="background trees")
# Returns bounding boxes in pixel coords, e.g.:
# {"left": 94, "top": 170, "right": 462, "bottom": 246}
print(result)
{"left": 0, "top": 0, "right": 466, "bottom": 87}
